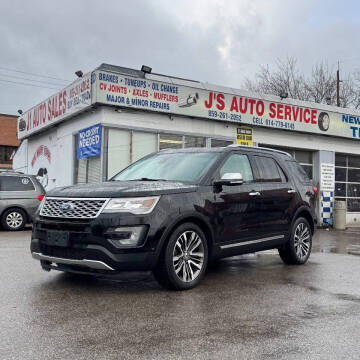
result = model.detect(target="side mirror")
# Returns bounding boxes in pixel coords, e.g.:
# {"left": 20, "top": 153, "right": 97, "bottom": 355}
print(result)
{"left": 214, "top": 173, "right": 243, "bottom": 187}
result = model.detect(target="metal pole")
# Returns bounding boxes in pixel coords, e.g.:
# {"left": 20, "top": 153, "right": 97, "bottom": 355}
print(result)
{"left": 337, "top": 62, "right": 340, "bottom": 107}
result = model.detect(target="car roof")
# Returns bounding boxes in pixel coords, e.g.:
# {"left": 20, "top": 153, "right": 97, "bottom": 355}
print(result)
{"left": 0, "top": 171, "right": 34, "bottom": 177}
{"left": 159, "top": 145, "right": 293, "bottom": 158}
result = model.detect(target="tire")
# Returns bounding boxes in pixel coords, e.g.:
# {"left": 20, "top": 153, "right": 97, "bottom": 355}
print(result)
{"left": 1, "top": 208, "right": 27, "bottom": 231}
{"left": 278, "top": 217, "right": 312, "bottom": 265}
{"left": 153, "top": 223, "right": 208, "bottom": 290}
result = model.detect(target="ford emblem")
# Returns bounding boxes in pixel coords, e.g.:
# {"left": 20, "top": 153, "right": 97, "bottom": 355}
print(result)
{"left": 59, "top": 203, "right": 74, "bottom": 212}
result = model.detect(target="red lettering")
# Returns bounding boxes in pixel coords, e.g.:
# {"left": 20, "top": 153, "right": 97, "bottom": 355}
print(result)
{"left": 205, "top": 92, "right": 213, "bottom": 108}
{"left": 311, "top": 109, "right": 317, "bottom": 124}
{"left": 239, "top": 97, "right": 247, "bottom": 113}
{"left": 62, "top": 90, "right": 66, "bottom": 114}
{"left": 59, "top": 93, "right": 63, "bottom": 116}
{"left": 256, "top": 101, "right": 264, "bottom": 116}
{"left": 248, "top": 99, "right": 256, "bottom": 114}
{"left": 304, "top": 109, "right": 311, "bottom": 123}
{"left": 216, "top": 94, "right": 225, "bottom": 110}
{"left": 292, "top": 106, "right": 299, "bottom": 121}
{"left": 299, "top": 108, "right": 303, "bottom": 122}
{"left": 269, "top": 103, "right": 276, "bottom": 118}
{"left": 230, "top": 96, "right": 238, "bottom": 112}
{"left": 284, "top": 105, "right": 291, "bottom": 120}
{"left": 277, "top": 104, "right": 284, "bottom": 119}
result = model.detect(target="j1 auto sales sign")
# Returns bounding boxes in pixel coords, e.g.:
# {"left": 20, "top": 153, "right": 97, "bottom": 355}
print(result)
{"left": 17, "top": 73, "right": 91, "bottom": 139}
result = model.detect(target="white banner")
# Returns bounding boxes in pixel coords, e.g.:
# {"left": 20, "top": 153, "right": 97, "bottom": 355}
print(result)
{"left": 92, "top": 70, "right": 360, "bottom": 140}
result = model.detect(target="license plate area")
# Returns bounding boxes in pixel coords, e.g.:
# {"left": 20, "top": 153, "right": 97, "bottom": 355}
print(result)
{"left": 46, "top": 230, "right": 70, "bottom": 247}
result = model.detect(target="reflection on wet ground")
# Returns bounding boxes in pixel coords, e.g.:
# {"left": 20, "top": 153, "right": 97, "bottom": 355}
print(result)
{"left": 1, "top": 228, "right": 360, "bottom": 360}
{"left": 312, "top": 227, "right": 360, "bottom": 255}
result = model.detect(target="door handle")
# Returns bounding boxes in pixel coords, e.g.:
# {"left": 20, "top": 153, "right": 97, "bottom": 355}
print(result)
{"left": 249, "top": 191, "right": 261, "bottom": 196}
{"left": 288, "top": 189, "right": 296, "bottom": 193}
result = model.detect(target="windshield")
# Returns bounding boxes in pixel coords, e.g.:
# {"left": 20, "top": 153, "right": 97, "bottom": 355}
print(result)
{"left": 112, "top": 152, "right": 219, "bottom": 183}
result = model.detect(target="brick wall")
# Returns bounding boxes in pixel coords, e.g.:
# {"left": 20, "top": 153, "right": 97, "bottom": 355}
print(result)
{"left": 0, "top": 113, "right": 19, "bottom": 169}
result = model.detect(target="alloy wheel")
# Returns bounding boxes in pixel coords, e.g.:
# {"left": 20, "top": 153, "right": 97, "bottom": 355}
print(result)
{"left": 173, "top": 230, "right": 205, "bottom": 282}
{"left": 6, "top": 212, "right": 23, "bottom": 229}
{"left": 294, "top": 222, "right": 311, "bottom": 259}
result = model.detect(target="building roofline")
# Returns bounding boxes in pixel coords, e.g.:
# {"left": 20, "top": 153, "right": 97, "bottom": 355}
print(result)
{"left": 0, "top": 113, "right": 17, "bottom": 118}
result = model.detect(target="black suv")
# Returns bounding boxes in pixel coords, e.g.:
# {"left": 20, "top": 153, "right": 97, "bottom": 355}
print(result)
{"left": 31, "top": 146, "right": 317, "bottom": 290}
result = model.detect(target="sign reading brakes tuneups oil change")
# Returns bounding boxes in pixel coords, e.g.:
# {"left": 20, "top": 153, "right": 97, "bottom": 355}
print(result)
{"left": 92, "top": 70, "right": 360, "bottom": 141}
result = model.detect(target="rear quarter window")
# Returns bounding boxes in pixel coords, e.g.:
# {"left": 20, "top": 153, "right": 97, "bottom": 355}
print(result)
{"left": 286, "top": 161, "right": 311, "bottom": 183}
{"left": 0, "top": 176, "right": 35, "bottom": 191}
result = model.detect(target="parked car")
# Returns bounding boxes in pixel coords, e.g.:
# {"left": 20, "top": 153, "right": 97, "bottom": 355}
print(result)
{"left": 31, "top": 146, "right": 317, "bottom": 290}
{"left": 0, "top": 171, "right": 45, "bottom": 231}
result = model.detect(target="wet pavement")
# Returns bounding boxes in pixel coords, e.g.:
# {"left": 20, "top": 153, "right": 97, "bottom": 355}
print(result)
{"left": 1, "top": 228, "right": 360, "bottom": 360}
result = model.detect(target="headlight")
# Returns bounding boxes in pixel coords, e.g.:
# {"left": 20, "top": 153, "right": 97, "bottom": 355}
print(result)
{"left": 102, "top": 196, "right": 160, "bottom": 215}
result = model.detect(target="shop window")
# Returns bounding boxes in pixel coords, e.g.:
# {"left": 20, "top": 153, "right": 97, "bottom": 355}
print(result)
{"left": 335, "top": 183, "right": 346, "bottom": 197}
{"left": 107, "top": 129, "right": 130, "bottom": 179}
{"left": 335, "top": 154, "right": 347, "bottom": 167}
{"left": 294, "top": 150, "right": 312, "bottom": 164}
{"left": 211, "top": 139, "right": 234, "bottom": 148}
{"left": 184, "top": 136, "right": 205, "bottom": 148}
{"left": 132, "top": 132, "right": 158, "bottom": 163}
{"left": 159, "top": 134, "right": 183, "bottom": 150}
{"left": 0, "top": 146, "right": 17, "bottom": 164}
{"left": 335, "top": 153, "right": 360, "bottom": 212}
{"left": 75, "top": 156, "right": 101, "bottom": 184}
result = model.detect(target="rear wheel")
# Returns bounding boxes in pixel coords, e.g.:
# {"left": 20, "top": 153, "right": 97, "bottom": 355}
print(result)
{"left": 1, "top": 208, "right": 26, "bottom": 231}
{"left": 278, "top": 217, "right": 312, "bottom": 265}
{"left": 153, "top": 223, "right": 208, "bottom": 290}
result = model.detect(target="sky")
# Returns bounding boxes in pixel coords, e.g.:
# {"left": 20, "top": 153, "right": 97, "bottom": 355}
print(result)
{"left": 0, "top": 0, "right": 359, "bottom": 115}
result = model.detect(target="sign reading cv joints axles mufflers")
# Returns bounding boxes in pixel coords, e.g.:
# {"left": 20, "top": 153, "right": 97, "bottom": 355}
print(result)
{"left": 236, "top": 126, "right": 253, "bottom": 146}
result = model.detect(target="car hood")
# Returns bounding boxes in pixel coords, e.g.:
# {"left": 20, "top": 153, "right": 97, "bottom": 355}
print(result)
{"left": 46, "top": 181, "right": 198, "bottom": 198}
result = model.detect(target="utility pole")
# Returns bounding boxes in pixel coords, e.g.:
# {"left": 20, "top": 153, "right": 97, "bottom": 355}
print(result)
{"left": 336, "top": 61, "right": 340, "bottom": 107}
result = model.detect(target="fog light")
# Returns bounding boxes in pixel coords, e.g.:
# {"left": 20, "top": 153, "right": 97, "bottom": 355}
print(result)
{"left": 106, "top": 226, "right": 147, "bottom": 248}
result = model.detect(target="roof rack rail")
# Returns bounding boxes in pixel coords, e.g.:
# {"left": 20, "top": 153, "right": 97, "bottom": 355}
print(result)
{"left": 226, "top": 144, "right": 292, "bottom": 157}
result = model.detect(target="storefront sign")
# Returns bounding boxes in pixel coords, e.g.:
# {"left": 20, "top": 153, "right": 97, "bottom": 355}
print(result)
{"left": 92, "top": 70, "right": 360, "bottom": 141}
{"left": 320, "top": 163, "right": 335, "bottom": 191}
{"left": 18, "top": 73, "right": 92, "bottom": 139}
{"left": 77, "top": 124, "right": 102, "bottom": 159}
{"left": 236, "top": 126, "right": 253, "bottom": 146}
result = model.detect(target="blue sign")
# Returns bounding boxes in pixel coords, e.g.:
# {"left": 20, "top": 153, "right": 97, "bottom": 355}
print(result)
{"left": 77, "top": 124, "right": 102, "bottom": 159}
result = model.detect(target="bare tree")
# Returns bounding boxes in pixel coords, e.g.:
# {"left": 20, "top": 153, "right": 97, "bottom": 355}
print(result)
{"left": 244, "top": 57, "right": 360, "bottom": 109}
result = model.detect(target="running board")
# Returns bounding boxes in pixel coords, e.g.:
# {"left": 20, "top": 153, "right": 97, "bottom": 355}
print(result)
{"left": 220, "top": 235, "right": 285, "bottom": 250}
{"left": 32, "top": 252, "right": 114, "bottom": 271}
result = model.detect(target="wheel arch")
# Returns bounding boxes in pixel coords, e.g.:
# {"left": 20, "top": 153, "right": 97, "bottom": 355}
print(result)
{"left": 292, "top": 206, "right": 315, "bottom": 234}
{"left": 156, "top": 213, "right": 215, "bottom": 262}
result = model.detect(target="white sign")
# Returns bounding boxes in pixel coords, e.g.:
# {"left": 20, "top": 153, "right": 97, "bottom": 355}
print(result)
{"left": 92, "top": 70, "right": 360, "bottom": 141}
{"left": 320, "top": 163, "right": 335, "bottom": 192}
{"left": 18, "top": 73, "right": 92, "bottom": 139}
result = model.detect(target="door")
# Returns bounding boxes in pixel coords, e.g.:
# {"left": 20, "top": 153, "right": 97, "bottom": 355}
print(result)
{"left": 213, "top": 152, "right": 263, "bottom": 246}
{"left": 252, "top": 155, "right": 296, "bottom": 237}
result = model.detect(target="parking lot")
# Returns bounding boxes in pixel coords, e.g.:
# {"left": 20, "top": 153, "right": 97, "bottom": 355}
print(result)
{"left": 1, "top": 228, "right": 360, "bottom": 360}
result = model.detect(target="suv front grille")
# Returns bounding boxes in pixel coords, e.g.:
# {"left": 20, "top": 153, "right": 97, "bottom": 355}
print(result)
{"left": 40, "top": 197, "right": 108, "bottom": 219}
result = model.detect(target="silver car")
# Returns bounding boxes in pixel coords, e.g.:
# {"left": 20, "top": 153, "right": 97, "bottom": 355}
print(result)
{"left": 0, "top": 171, "right": 45, "bottom": 231}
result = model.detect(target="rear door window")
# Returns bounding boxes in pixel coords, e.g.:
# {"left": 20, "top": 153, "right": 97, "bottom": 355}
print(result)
{"left": 219, "top": 153, "right": 254, "bottom": 183}
{"left": 254, "top": 156, "right": 282, "bottom": 182}
{"left": 286, "top": 161, "right": 311, "bottom": 183}
{"left": 0, "top": 176, "right": 35, "bottom": 191}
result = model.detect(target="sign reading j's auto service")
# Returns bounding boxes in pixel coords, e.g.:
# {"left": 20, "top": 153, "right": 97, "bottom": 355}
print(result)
{"left": 92, "top": 70, "right": 360, "bottom": 141}
{"left": 18, "top": 73, "right": 91, "bottom": 139}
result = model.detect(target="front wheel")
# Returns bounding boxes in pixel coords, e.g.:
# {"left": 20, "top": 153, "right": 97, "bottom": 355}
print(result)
{"left": 278, "top": 217, "right": 312, "bottom": 265}
{"left": 153, "top": 223, "right": 208, "bottom": 290}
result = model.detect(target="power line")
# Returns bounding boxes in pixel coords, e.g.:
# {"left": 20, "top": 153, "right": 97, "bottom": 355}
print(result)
{"left": 0, "top": 73, "right": 68, "bottom": 87}
{"left": 0, "top": 66, "right": 72, "bottom": 82}
{"left": 0, "top": 78, "right": 60, "bottom": 90}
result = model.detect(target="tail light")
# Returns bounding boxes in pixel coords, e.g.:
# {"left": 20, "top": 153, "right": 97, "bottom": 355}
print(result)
{"left": 312, "top": 186, "right": 318, "bottom": 198}
{"left": 37, "top": 195, "right": 44, "bottom": 201}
